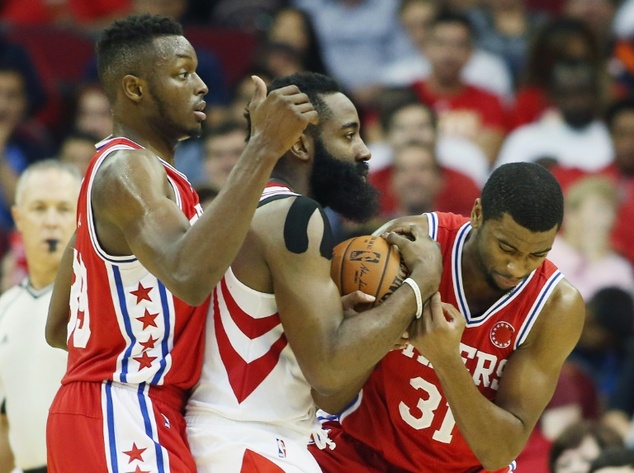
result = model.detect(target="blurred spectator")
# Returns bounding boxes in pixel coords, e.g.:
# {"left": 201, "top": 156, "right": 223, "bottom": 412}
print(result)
{"left": 260, "top": 6, "right": 328, "bottom": 78}
{"left": 58, "top": 129, "right": 100, "bottom": 177}
{"left": 511, "top": 17, "right": 605, "bottom": 130}
{"left": 381, "top": 0, "right": 514, "bottom": 102}
{"left": 369, "top": 90, "right": 489, "bottom": 184}
{"left": 200, "top": 120, "right": 246, "bottom": 190}
{"left": 571, "top": 287, "right": 634, "bottom": 403}
{"left": 614, "top": 0, "right": 634, "bottom": 39}
{"left": 71, "top": 83, "right": 112, "bottom": 140}
{"left": 550, "top": 421, "right": 624, "bottom": 473}
{"left": 0, "top": 0, "right": 131, "bottom": 34}
{"left": 496, "top": 59, "right": 612, "bottom": 172}
{"left": 549, "top": 96, "right": 634, "bottom": 270}
{"left": 0, "top": 62, "right": 55, "bottom": 258}
{"left": 547, "top": 177, "right": 634, "bottom": 301}
{"left": 292, "top": 0, "right": 411, "bottom": 109}
{"left": 589, "top": 447, "right": 634, "bottom": 472}
{"left": 563, "top": 0, "right": 617, "bottom": 53}
{"left": 603, "top": 338, "right": 634, "bottom": 448}
{"left": 465, "top": 0, "right": 547, "bottom": 86}
{"left": 225, "top": 69, "right": 273, "bottom": 126}
{"left": 382, "top": 141, "right": 478, "bottom": 217}
{"left": 210, "top": 0, "right": 286, "bottom": 33}
{"left": 411, "top": 10, "right": 507, "bottom": 165}
{"left": 367, "top": 96, "right": 480, "bottom": 217}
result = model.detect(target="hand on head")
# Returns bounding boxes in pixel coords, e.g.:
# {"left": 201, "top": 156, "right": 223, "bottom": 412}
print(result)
{"left": 247, "top": 75, "right": 319, "bottom": 160}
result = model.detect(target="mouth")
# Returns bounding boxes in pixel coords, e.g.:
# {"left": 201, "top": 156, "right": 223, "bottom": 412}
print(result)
{"left": 194, "top": 101, "right": 207, "bottom": 121}
{"left": 45, "top": 239, "right": 60, "bottom": 253}
{"left": 494, "top": 273, "right": 522, "bottom": 290}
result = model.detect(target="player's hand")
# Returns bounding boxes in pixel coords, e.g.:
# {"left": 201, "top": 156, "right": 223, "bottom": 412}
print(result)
{"left": 383, "top": 225, "right": 442, "bottom": 299}
{"left": 340, "top": 290, "right": 375, "bottom": 318}
{"left": 247, "top": 75, "right": 319, "bottom": 161}
{"left": 407, "top": 293, "right": 466, "bottom": 364}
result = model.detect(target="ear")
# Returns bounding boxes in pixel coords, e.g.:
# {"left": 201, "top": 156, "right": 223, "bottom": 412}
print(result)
{"left": 122, "top": 75, "right": 144, "bottom": 103}
{"left": 470, "top": 198, "right": 483, "bottom": 229}
{"left": 288, "top": 132, "right": 312, "bottom": 163}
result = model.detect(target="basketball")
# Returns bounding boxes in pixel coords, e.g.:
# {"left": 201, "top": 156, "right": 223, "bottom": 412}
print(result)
{"left": 331, "top": 235, "right": 408, "bottom": 308}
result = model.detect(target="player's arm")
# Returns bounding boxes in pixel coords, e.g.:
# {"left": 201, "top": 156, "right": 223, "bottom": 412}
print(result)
{"left": 45, "top": 232, "right": 75, "bottom": 350}
{"left": 373, "top": 214, "right": 430, "bottom": 237}
{"left": 409, "top": 280, "right": 584, "bottom": 470}
{"left": 267, "top": 198, "right": 442, "bottom": 396}
{"left": 94, "top": 78, "right": 318, "bottom": 306}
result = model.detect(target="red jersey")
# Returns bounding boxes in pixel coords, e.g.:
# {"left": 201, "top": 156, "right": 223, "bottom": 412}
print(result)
{"left": 322, "top": 212, "right": 563, "bottom": 473}
{"left": 63, "top": 137, "right": 207, "bottom": 393}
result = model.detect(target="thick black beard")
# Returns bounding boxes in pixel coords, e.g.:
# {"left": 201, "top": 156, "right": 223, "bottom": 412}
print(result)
{"left": 310, "top": 137, "right": 380, "bottom": 222}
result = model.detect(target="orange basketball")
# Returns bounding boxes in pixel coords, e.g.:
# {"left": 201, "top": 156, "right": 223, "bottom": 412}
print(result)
{"left": 331, "top": 235, "right": 408, "bottom": 308}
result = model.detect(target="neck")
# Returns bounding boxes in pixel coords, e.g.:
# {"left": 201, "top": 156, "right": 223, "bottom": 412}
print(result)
{"left": 270, "top": 169, "right": 309, "bottom": 196}
{"left": 112, "top": 124, "right": 178, "bottom": 165}
{"left": 427, "top": 76, "right": 463, "bottom": 96}
{"left": 27, "top": 268, "right": 56, "bottom": 291}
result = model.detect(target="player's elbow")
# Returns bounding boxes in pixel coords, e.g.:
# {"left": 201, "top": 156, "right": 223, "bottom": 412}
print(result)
{"left": 474, "top": 445, "right": 519, "bottom": 471}
{"left": 165, "top": 273, "right": 213, "bottom": 306}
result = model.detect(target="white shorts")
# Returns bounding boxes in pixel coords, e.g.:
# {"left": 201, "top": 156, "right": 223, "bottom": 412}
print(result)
{"left": 186, "top": 414, "right": 322, "bottom": 473}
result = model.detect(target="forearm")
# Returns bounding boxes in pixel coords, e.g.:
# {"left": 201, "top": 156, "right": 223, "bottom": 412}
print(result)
{"left": 46, "top": 236, "right": 74, "bottom": 350}
{"left": 433, "top": 356, "right": 528, "bottom": 470}
{"left": 147, "top": 140, "right": 279, "bottom": 304}
{"left": 310, "top": 285, "right": 420, "bottom": 396}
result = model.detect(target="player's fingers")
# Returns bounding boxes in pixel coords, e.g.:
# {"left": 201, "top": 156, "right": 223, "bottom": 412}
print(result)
{"left": 250, "top": 75, "right": 267, "bottom": 105}
{"left": 441, "top": 302, "right": 465, "bottom": 327}
{"left": 409, "top": 224, "right": 427, "bottom": 240}
{"left": 383, "top": 230, "right": 411, "bottom": 247}
{"left": 341, "top": 290, "right": 375, "bottom": 311}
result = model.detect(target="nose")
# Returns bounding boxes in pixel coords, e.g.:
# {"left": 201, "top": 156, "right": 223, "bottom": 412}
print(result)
{"left": 44, "top": 208, "right": 62, "bottom": 226}
{"left": 195, "top": 72, "right": 208, "bottom": 96}
{"left": 356, "top": 140, "right": 371, "bottom": 162}
{"left": 505, "top": 258, "right": 528, "bottom": 280}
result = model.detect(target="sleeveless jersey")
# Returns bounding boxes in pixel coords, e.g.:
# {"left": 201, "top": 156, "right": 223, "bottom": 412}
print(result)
{"left": 333, "top": 212, "right": 563, "bottom": 472}
{"left": 63, "top": 136, "right": 207, "bottom": 394}
{"left": 187, "top": 184, "right": 319, "bottom": 442}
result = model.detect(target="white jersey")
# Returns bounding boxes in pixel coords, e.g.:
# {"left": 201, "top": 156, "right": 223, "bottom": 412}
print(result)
{"left": 187, "top": 267, "right": 318, "bottom": 440}
{"left": 188, "top": 183, "right": 317, "bottom": 441}
{"left": 0, "top": 280, "right": 67, "bottom": 469}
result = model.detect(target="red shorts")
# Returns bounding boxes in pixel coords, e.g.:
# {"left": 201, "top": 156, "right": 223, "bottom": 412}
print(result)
{"left": 308, "top": 422, "right": 409, "bottom": 473}
{"left": 47, "top": 380, "right": 196, "bottom": 473}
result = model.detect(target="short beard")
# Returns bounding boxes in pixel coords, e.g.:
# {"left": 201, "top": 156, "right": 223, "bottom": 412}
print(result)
{"left": 310, "top": 137, "right": 379, "bottom": 222}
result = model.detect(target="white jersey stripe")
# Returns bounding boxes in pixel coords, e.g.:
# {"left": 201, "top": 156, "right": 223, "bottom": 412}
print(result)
{"left": 515, "top": 271, "right": 564, "bottom": 348}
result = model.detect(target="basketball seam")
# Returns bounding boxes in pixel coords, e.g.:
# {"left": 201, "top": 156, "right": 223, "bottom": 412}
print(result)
{"left": 340, "top": 237, "right": 356, "bottom": 295}
{"left": 373, "top": 238, "right": 392, "bottom": 307}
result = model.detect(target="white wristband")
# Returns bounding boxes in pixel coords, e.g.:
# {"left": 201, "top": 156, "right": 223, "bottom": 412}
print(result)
{"left": 403, "top": 278, "right": 423, "bottom": 319}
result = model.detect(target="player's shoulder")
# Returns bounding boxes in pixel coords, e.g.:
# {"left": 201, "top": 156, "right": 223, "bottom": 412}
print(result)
{"left": 540, "top": 278, "right": 585, "bottom": 332}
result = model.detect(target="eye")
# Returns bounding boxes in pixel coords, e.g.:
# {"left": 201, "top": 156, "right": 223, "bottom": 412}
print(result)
{"left": 179, "top": 71, "right": 190, "bottom": 79}
{"left": 499, "top": 243, "right": 514, "bottom": 254}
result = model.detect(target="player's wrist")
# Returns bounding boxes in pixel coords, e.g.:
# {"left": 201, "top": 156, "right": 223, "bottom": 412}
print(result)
{"left": 402, "top": 278, "right": 423, "bottom": 319}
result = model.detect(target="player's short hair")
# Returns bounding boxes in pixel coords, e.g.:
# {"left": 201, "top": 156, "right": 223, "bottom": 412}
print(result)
{"left": 15, "top": 159, "right": 82, "bottom": 205}
{"left": 96, "top": 14, "right": 183, "bottom": 101}
{"left": 481, "top": 163, "right": 563, "bottom": 232}
{"left": 245, "top": 71, "right": 343, "bottom": 139}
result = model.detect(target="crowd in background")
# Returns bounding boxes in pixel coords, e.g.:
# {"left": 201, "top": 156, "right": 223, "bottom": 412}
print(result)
{"left": 1, "top": 0, "right": 634, "bottom": 472}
